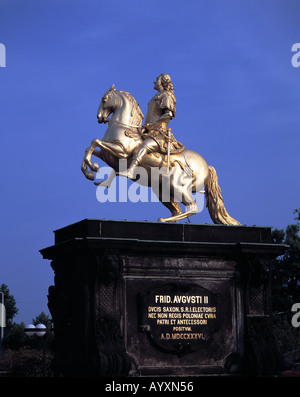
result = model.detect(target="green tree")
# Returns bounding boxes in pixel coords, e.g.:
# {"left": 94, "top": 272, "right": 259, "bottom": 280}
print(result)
{"left": 2, "top": 322, "right": 26, "bottom": 350}
{"left": 272, "top": 209, "right": 300, "bottom": 364}
{"left": 0, "top": 311, "right": 54, "bottom": 376}
{"left": 32, "top": 311, "right": 52, "bottom": 330}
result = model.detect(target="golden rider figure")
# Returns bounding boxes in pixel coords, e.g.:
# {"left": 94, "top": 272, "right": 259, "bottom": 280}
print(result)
{"left": 119, "top": 73, "right": 184, "bottom": 178}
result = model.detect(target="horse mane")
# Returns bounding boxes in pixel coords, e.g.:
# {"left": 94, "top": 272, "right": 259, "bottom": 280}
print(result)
{"left": 118, "top": 90, "right": 144, "bottom": 126}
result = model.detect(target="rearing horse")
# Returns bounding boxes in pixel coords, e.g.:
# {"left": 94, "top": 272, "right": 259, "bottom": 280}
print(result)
{"left": 81, "top": 85, "right": 240, "bottom": 225}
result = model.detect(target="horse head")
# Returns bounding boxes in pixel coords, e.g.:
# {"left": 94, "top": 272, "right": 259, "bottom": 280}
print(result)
{"left": 97, "top": 85, "right": 144, "bottom": 128}
{"left": 97, "top": 84, "right": 116, "bottom": 123}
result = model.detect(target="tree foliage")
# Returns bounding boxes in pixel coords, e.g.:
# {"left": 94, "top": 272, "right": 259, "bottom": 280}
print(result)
{"left": 33, "top": 311, "right": 52, "bottom": 330}
{"left": 0, "top": 285, "right": 54, "bottom": 376}
{"left": 272, "top": 209, "right": 300, "bottom": 363}
{"left": 0, "top": 311, "right": 54, "bottom": 376}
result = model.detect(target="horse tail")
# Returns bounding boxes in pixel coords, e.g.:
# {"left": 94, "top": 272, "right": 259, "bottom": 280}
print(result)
{"left": 204, "top": 165, "right": 241, "bottom": 225}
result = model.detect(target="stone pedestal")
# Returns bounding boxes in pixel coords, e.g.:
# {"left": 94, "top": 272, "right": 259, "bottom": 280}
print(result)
{"left": 40, "top": 219, "right": 286, "bottom": 377}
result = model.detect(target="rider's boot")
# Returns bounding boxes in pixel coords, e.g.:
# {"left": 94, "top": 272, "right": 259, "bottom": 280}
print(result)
{"left": 118, "top": 147, "right": 148, "bottom": 178}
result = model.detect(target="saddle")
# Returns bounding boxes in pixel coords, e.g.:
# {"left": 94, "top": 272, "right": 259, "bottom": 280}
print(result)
{"left": 143, "top": 127, "right": 185, "bottom": 154}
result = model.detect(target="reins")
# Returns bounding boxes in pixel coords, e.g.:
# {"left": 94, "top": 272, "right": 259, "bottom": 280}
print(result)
{"left": 108, "top": 119, "right": 142, "bottom": 130}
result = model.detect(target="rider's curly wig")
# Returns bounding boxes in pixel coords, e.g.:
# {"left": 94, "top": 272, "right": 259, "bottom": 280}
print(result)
{"left": 160, "top": 73, "right": 174, "bottom": 93}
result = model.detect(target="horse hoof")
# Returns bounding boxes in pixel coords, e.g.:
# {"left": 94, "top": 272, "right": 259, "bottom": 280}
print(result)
{"left": 158, "top": 217, "right": 167, "bottom": 223}
{"left": 87, "top": 171, "right": 95, "bottom": 181}
{"left": 92, "top": 162, "right": 99, "bottom": 172}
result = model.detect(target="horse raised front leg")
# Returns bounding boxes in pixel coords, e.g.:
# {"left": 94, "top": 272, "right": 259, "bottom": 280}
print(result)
{"left": 84, "top": 139, "right": 102, "bottom": 171}
{"left": 81, "top": 147, "right": 96, "bottom": 180}
{"left": 81, "top": 139, "right": 102, "bottom": 181}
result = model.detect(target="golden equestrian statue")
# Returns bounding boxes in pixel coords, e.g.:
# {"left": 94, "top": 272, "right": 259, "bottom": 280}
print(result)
{"left": 81, "top": 74, "right": 240, "bottom": 225}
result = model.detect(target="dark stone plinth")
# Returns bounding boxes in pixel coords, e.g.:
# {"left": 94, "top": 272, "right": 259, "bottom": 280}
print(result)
{"left": 40, "top": 219, "right": 287, "bottom": 377}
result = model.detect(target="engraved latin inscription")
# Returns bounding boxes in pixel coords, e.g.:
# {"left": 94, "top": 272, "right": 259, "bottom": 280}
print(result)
{"left": 147, "top": 294, "right": 217, "bottom": 341}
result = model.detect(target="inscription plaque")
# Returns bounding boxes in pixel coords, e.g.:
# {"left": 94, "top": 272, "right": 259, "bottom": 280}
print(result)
{"left": 137, "top": 283, "right": 220, "bottom": 356}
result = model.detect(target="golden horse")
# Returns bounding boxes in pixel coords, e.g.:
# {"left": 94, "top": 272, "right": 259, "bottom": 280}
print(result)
{"left": 81, "top": 85, "right": 240, "bottom": 225}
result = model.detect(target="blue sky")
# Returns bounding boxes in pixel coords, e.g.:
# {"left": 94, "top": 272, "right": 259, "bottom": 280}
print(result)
{"left": 0, "top": 0, "right": 300, "bottom": 323}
